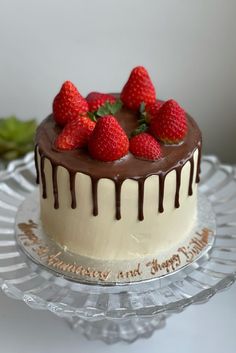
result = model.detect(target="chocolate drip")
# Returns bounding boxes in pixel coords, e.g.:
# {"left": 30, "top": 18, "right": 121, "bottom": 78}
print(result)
{"left": 34, "top": 144, "right": 202, "bottom": 219}
{"left": 35, "top": 107, "right": 202, "bottom": 220}
{"left": 51, "top": 163, "right": 59, "bottom": 209}
{"left": 91, "top": 177, "right": 99, "bottom": 216}
{"left": 115, "top": 181, "right": 123, "bottom": 220}
{"left": 69, "top": 172, "right": 77, "bottom": 209}
{"left": 188, "top": 156, "right": 194, "bottom": 196}
{"left": 196, "top": 144, "right": 202, "bottom": 183}
{"left": 175, "top": 168, "right": 181, "bottom": 208}
{"left": 138, "top": 179, "right": 145, "bottom": 221}
{"left": 40, "top": 154, "right": 47, "bottom": 199}
{"left": 34, "top": 146, "right": 39, "bottom": 184}
{"left": 158, "top": 174, "right": 165, "bottom": 213}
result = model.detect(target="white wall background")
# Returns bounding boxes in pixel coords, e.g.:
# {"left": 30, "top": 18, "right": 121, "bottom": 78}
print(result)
{"left": 0, "top": 0, "right": 235, "bottom": 163}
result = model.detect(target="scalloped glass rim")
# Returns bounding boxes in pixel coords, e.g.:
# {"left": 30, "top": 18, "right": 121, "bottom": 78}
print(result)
{"left": 0, "top": 153, "right": 235, "bottom": 322}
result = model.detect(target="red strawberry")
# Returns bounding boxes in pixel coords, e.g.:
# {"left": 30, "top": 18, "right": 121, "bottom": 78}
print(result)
{"left": 88, "top": 115, "right": 129, "bottom": 161}
{"left": 53, "top": 81, "right": 88, "bottom": 126}
{"left": 121, "top": 66, "right": 156, "bottom": 110}
{"left": 145, "top": 101, "right": 163, "bottom": 121}
{"left": 150, "top": 99, "right": 187, "bottom": 144}
{"left": 55, "top": 115, "right": 95, "bottom": 150}
{"left": 86, "top": 92, "right": 116, "bottom": 112}
{"left": 129, "top": 133, "right": 162, "bottom": 161}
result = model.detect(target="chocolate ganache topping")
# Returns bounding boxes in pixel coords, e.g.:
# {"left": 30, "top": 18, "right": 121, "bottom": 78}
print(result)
{"left": 35, "top": 100, "right": 202, "bottom": 221}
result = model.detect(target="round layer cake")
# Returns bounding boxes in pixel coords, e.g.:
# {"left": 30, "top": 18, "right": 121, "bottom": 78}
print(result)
{"left": 35, "top": 102, "right": 201, "bottom": 260}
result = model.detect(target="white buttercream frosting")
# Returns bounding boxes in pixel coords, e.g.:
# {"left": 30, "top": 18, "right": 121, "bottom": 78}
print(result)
{"left": 38, "top": 149, "right": 199, "bottom": 260}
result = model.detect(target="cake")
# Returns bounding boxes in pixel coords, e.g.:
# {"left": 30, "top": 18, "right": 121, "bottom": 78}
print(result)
{"left": 34, "top": 66, "right": 201, "bottom": 261}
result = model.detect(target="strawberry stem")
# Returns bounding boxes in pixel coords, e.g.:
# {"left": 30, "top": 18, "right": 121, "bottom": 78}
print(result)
{"left": 138, "top": 117, "right": 146, "bottom": 124}
{"left": 138, "top": 102, "right": 149, "bottom": 124}
{"left": 131, "top": 123, "right": 148, "bottom": 137}
{"left": 139, "top": 102, "right": 146, "bottom": 114}
{"left": 130, "top": 102, "right": 149, "bottom": 137}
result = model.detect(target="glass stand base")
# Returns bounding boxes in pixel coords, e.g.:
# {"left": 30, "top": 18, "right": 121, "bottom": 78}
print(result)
{"left": 66, "top": 315, "right": 168, "bottom": 344}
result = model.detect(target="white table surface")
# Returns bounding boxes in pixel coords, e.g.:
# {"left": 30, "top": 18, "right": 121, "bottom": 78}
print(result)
{"left": 0, "top": 283, "right": 235, "bottom": 353}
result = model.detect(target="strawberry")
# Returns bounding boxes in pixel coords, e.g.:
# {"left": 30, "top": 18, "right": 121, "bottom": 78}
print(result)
{"left": 86, "top": 92, "right": 116, "bottom": 112}
{"left": 137, "top": 101, "right": 163, "bottom": 128}
{"left": 145, "top": 101, "right": 163, "bottom": 121}
{"left": 150, "top": 99, "right": 187, "bottom": 144}
{"left": 88, "top": 115, "right": 129, "bottom": 161}
{"left": 53, "top": 81, "right": 88, "bottom": 126}
{"left": 55, "top": 115, "right": 95, "bottom": 150}
{"left": 129, "top": 133, "right": 162, "bottom": 161}
{"left": 121, "top": 66, "right": 156, "bottom": 110}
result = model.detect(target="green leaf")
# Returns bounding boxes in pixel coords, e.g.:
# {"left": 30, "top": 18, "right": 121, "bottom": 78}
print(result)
{"left": 0, "top": 137, "right": 17, "bottom": 153}
{"left": 87, "top": 112, "right": 97, "bottom": 122}
{"left": 131, "top": 123, "right": 148, "bottom": 137}
{"left": 2, "top": 150, "right": 21, "bottom": 161}
{"left": 0, "top": 116, "right": 37, "bottom": 161}
{"left": 138, "top": 102, "right": 150, "bottom": 125}
{"left": 0, "top": 117, "right": 37, "bottom": 144}
{"left": 96, "top": 99, "right": 123, "bottom": 117}
{"left": 109, "top": 99, "right": 123, "bottom": 115}
{"left": 96, "top": 105, "right": 109, "bottom": 117}
{"left": 138, "top": 117, "right": 147, "bottom": 125}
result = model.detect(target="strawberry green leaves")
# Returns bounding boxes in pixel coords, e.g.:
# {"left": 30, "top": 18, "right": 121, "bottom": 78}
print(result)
{"left": 87, "top": 112, "right": 97, "bottom": 122}
{"left": 88, "top": 99, "right": 123, "bottom": 121}
{"left": 96, "top": 99, "right": 122, "bottom": 117}
{"left": 131, "top": 102, "right": 149, "bottom": 137}
{"left": 131, "top": 123, "right": 148, "bottom": 137}
{"left": 138, "top": 102, "right": 149, "bottom": 125}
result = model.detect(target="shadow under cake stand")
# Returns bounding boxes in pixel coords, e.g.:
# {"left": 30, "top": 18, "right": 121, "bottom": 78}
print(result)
{"left": 0, "top": 153, "right": 236, "bottom": 344}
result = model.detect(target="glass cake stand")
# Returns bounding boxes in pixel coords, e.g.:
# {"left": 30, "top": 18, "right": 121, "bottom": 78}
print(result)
{"left": 0, "top": 153, "right": 236, "bottom": 344}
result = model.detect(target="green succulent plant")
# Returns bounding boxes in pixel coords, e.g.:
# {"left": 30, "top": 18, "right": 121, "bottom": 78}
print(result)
{"left": 0, "top": 116, "right": 37, "bottom": 161}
